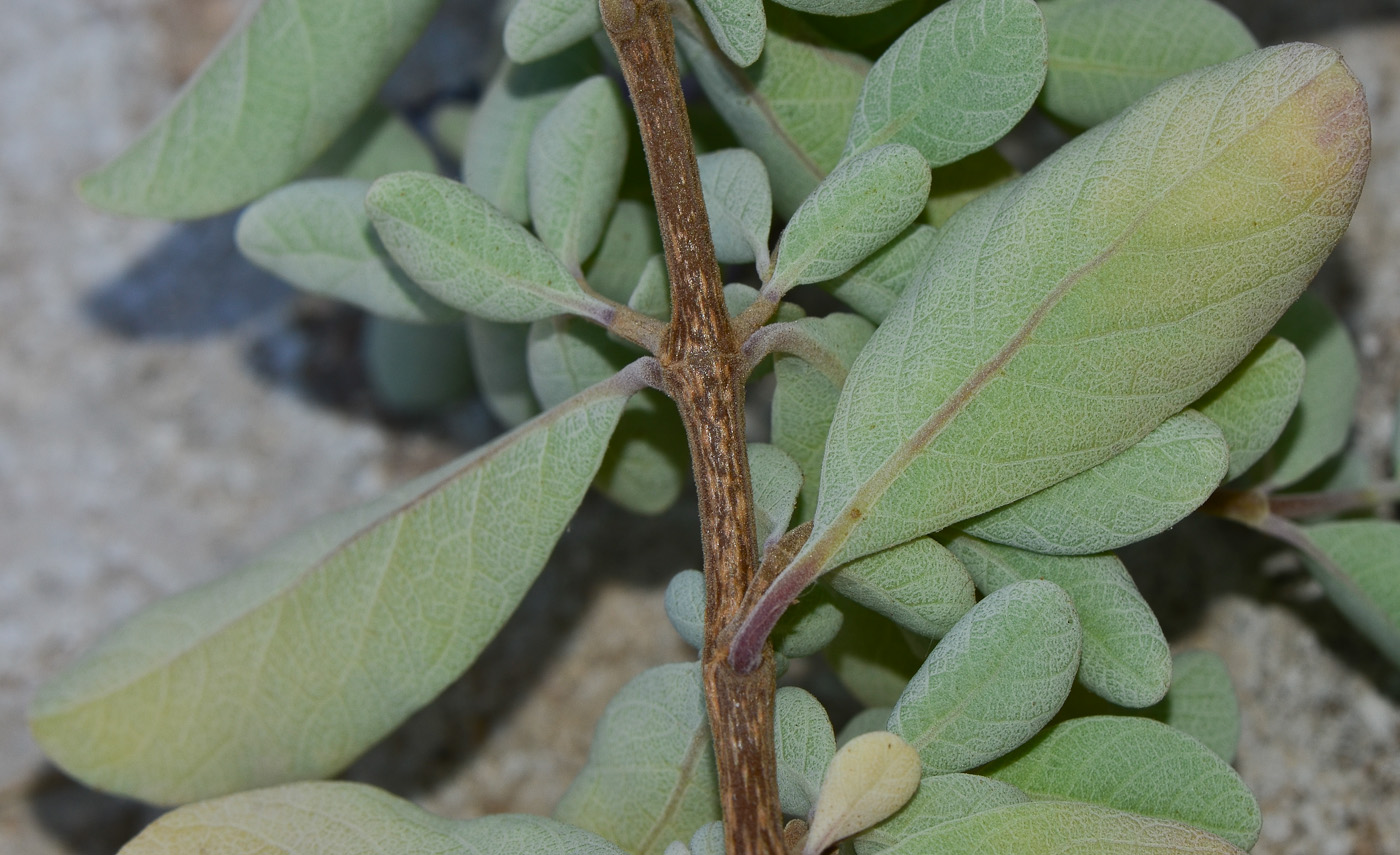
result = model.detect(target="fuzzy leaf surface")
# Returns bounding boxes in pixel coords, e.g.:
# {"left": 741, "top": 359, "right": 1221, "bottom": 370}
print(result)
{"left": 750, "top": 443, "right": 804, "bottom": 551}
{"left": 801, "top": 44, "right": 1370, "bottom": 571}
{"left": 805, "top": 732, "right": 922, "bottom": 854}
{"left": 695, "top": 0, "right": 767, "bottom": 67}
{"left": 465, "top": 317, "right": 540, "bottom": 427}
{"left": 769, "top": 145, "right": 931, "bottom": 294}
{"left": 844, "top": 0, "right": 1046, "bottom": 165}
{"left": 31, "top": 377, "right": 633, "bottom": 804}
{"left": 1147, "top": 651, "right": 1240, "bottom": 762}
{"left": 826, "top": 596, "right": 926, "bottom": 708}
{"left": 823, "top": 225, "right": 936, "bottom": 323}
{"left": 827, "top": 538, "right": 976, "bottom": 638}
{"left": 775, "top": 686, "right": 838, "bottom": 818}
{"left": 678, "top": 23, "right": 870, "bottom": 215}
{"left": 529, "top": 77, "right": 630, "bottom": 270}
{"left": 1250, "top": 292, "right": 1361, "bottom": 488}
{"left": 982, "top": 716, "right": 1260, "bottom": 849}
{"left": 853, "top": 773, "right": 1028, "bottom": 855}
{"left": 587, "top": 200, "right": 662, "bottom": 303}
{"left": 698, "top": 149, "right": 774, "bottom": 266}
{"left": 629, "top": 256, "right": 673, "bottom": 321}
{"left": 959, "top": 410, "right": 1228, "bottom": 556}
{"left": 368, "top": 172, "right": 609, "bottom": 322}
{"left": 463, "top": 45, "right": 598, "bottom": 223}
{"left": 555, "top": 664, "right": 721, "bottom": 854}
{"left": 1299, "top": 520, "right": 1400, "bottom": 665}
{"left": 944, "top": 536, "right": 1169, "bottom": 707}
{"left": 117, "top": 782, "right": 628, "bottom": 855}
{"left": 889, "top": 580, "right": 1082, "bottom": 773}
{"left": 771, "top": 0, "right": 907, "bottom": 18}
{"left": 78, "top": 0, "right": 442, "bottom": 218}
{"left": 1193, "top": 336, "right": 1304, "bottom": 480}
{"left": 236, "top": 179, "right": 458, "bottom": 323}
{"left": 505, "top": 0, "right": 601, "bottom": 64}
{"left": 862, "top": 800, "right": 1247, "bottom": 854}
{"left": 1041, "top": 0, "right": 1257, "bottom": 128}
{"left": 770, "top": 313, "right": 876, "bottom": 520}
{"left": 306, "top": 105, "right": 439, "bottom": 181}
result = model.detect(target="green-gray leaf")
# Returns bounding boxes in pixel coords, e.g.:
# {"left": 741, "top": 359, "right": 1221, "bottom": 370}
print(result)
{"left": 838, "top": 706, "right": 895, "bottom": 750}
{"left": 768, "top": 144, "right": 931, "bottom": 294}
{"left": 1145, "top": 651, "right": 1240, "bottom": 762}
{"left": 959, "top": 410, "right": 1228, "bottom": 556}
{"left": 465, "top": 317, "right": 541, "bottom": 427}
{"left": 890, "top": 581, "right": 1081, "bottom": 773}
{"left": 827, "top": 538, "right": 976, "bottom": 639}
{"left": 362, "top": 317, "right": 473, "bottom": 413}
{"left": 770, "top": 314, "right": 876, "bottom": 520}
{"left": 306, "top": 105, "right": 439, "bottom": 181}
{"left": 117, "top": 782, "right": 631, "bottom": 855}
{"left": 1193, "top": 336, "right": 1305, "bottom": 481}
{"left": 695, "top": 0, "right": 767, "bottom": 67}
{"left": 853, "top": 773, "right": 1028, "bottom": 855}
{"left": 924, "top": 148, "right": 1020, "bottom": 228}
{"left": 1297, "top": 520, "right": 1400, "bottom": 665}
{"left": 368, "top": 172, "right": 610, "bottom": 322}
{"left": 944, "top": 536, "right": 1169, "bottom": 708}
{"left": 529, "top": 76, "right": 630, "bottom": 271}
{"left": 775, "top": 686, "right": 838, "bottom": 817}
{"left": 588, "top": 200, "right": 663, "bottom": 303}
{"left": 822, "top": 224, "right": 936, "bottom": 324}
{"left": 464, "top": 44, "right": 599, "bottom": 224}
{"left": 665, "top": 570, "right": 707, "bottom": 650}
{"left": 78, "top": 0, "right": 443, "bottom": 218}
{"left": 864, "top": 800, "right": 1248, "bottom": 854}
{"left": 31, "top": 373, "right": 637, "bottom": 804}
{"left": 678, "top": 23, "right": 870, "bottom": 216}
{"left": 982, "top": 716, "right": 1260, "bottom": 849}
{"left": 826, "top": 596, "right": 927, "bottom": 708}
{"left": 236, "top": 178, "right": 458, "bottom": 323}
{"left": 800, "top": 44, "right": 1370, "bottom": 572}
{"left": 750, "top": 443, "right": 804, "bottom": 552}
{"left": 689, "top": 822, "right": 727, "bottom": 855}
{"left": 844, "top": 0, "right": 1046, "bottom": 165}
{"left": 1041, "top": 0, "right": 1257, "bottom": 129}
{"left": 771, "top": 0, "right": 907, "bottom": 18}
{"left": 1250, "top": 292, "right": 1361, "bottom": 489}
{"left": 772, "top": 584, "right": 846, "bottom": 658}
{"left": 556, "top": 664, "right": 721, "bottom": 854}
{"left": 505, "top": 0, "right": 602, "bottom": 64}
{"left": 698, "top": 149, "right": 774, "bottom": 266}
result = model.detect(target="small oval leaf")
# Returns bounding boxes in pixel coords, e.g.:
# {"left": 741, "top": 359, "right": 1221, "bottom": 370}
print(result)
{"left": 982, "top": 716, "right": 1261, "bottom": 849}
{"left": 844, "top": 0, "right": 1047, "bottom": 165}
{"left": 1193, "top": 336, "right": 1305, "bottom": 481}
{"left": 959, "top": 410, "right": 1228, "bottom": 556}
{"left": 362, "top": 317, "right": 472, "bottom": 413}
{"left": 852, "top": 773, "right": 1028, "bottom": 855}
{"left": 827, "top": 538, "right": 977, "bottom": 639}
{"left": 889, "top": 580, "right": 1082, "bottom": 774}
{"left": 944, "top": 536, "right": 1169, "bottom": 708}
{"left": 825, "top": 596, "right": 926, "bottom": 708}
{"left": 368, "top": 172, "right": 610, "bottom": 322}
{"left": 750, "top": 443, "right": 804, "bottom": 552}
{"left": 775, "top": 686, "right": 838, "bottom": 818}
{"left": 465, "top": 317, "right": 541, "bottom": 427}
{"left": 804, "top": 731, "right": 922, "bottom": 854}
{"left": 698, "top": 149, "right": 774, "bottom": 266}
{"left": 505, "top": 0, "right": 602, "bottom": 64}
{"left": 1145, "top": 650, "right": 1241, "bottom": 762}
{"left": 587, "top": 200, "right": 663, "bottom": 303}
{"left": 695, "top": 0, "right": 768, "bottom": 67}
{"left": 768, "top": 144, "right": 932, "bottom": 295}
{"left": 664, "top": 570, "right": 706, "bottom": 651}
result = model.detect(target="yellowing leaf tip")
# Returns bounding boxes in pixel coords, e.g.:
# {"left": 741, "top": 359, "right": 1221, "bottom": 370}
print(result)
{"left": 803, "top": 730, "right": 920, "bottom": 855}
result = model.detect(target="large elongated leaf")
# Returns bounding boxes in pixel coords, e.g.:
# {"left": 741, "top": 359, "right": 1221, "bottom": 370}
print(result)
{"left": 505, "top": 0, "right": 602, "bottom": 64}
{"left": 854, "top": 773, "right": 1028, "bottom": 855}
{"left": 1041, "top": 0, "right": 1257, "bottom": 129}
{"left": 1297, "top": 520, "right": 1400, "bottom": 665}
{"left": 1249, "top": 292, "right": 1361, "bottom": 488}
{"left": 30, "top": 372, "right": 638, "bottom": 804}
{"left": 463, "top": 45, "right": 599, "bottom": 224}
{"left": 556, "top": 664, "right": 721, "bottom": 854}
{"left": 889, "top": 580, "right": 1082, "bottom": 774}
{"left": 529, "top": 77, "right": 630, "bottom": 271}
{"left": 117, "top": 782, "right": 630, "bottom": 855}
{"left": 798, "top": 44, "right": 1369, "bottom": 572}
{"left": 959, "top": 410, "right": 1228, "bottom": 556}
{"left": 864, "top": 800, "right": 1247, "bottom": 854}
{"left": 678, "top": 22, "right": 870, "bottom": 215}
{"left": 698, "top": 149, "right": 774, "bottom": 267}
{"left": 1193, "top": 336, "right": 1305, "bottom": 481}
{"left": 827, "top": 538, "right": 976, "bottom": 639}
{"left": 368, "top": 172, "right": 611, "bottom": 322}
{"left": 844, "top": 0, "right": 1046, "bottom": 165}
{"left": 78, "top": 0, "right": 443, "bottom": 218}
{"left": 768, "top": 145, "right": 932, "bottom": 295}
{"left": 944, "top": 536, "right": 1169, "bottom": 708}
{"left": 235, "top": 178, "right": 459, "bottom": 323}
{"left": 982, "top": 716, "right": 1260, "bottom": 849}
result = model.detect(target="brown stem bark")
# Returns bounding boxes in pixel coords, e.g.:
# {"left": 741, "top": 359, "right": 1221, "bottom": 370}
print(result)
{"left": 598, "top": 0, "right": 785, "bottom": 852}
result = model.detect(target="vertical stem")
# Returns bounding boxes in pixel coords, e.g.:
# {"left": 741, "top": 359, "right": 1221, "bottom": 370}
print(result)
{"left": 599, "top": 1, "right": 785, "bottom": 853}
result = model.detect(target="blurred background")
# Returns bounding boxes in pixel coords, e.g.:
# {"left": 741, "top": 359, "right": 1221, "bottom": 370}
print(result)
{"left": 2, "top": 0, "right": 1398, "bottom": 852}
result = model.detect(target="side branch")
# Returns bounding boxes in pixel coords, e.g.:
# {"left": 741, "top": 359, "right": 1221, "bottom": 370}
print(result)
{"left": 600, "top": 1, "right": 785, "bottom": 853}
